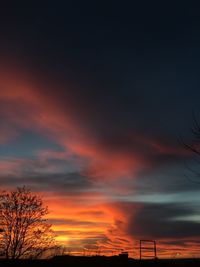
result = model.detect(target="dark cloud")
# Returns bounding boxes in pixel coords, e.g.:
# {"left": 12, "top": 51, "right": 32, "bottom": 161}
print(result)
{"left": 132, "top": 161, "right": 200, "bottom": 195}
{"left": 0, "top": 172, "right": 91, "bottom": 193}
{"left": 127, "top": 202, "right": 200, "bottom": 239}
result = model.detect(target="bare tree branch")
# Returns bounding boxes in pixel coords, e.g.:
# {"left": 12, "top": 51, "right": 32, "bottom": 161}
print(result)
{"left": 0, "top": 186, "right": 56, "bottom": 259}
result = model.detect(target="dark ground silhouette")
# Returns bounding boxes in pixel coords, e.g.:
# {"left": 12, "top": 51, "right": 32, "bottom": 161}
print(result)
{"left": 0, "top": 256, "right": 200, "bottom": 267}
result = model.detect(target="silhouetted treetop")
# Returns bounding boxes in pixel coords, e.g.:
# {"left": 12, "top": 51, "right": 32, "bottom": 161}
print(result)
{"left": 0, "top": 186, "right": 55, "bottom": 259}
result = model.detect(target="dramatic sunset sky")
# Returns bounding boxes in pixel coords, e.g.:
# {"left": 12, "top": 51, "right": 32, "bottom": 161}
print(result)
{"left": 1, "top": 3, "right": 200, "bottom": 258}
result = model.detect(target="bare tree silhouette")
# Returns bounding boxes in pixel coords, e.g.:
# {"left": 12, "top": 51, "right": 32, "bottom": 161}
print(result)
{"left": 181, "top": 113, "right": 200, "bottom": 183}
{"left": 0, "top": 186, "right": 56, "bottom": 259}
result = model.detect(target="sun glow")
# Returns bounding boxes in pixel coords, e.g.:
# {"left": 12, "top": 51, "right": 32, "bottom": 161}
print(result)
{"left": 55, "top": 236, "right": 70, "bottom": 243}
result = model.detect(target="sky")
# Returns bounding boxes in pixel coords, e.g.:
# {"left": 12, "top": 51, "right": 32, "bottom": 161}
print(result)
{"left": 1, "top": 3, "right": 200, "bottom": 258}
